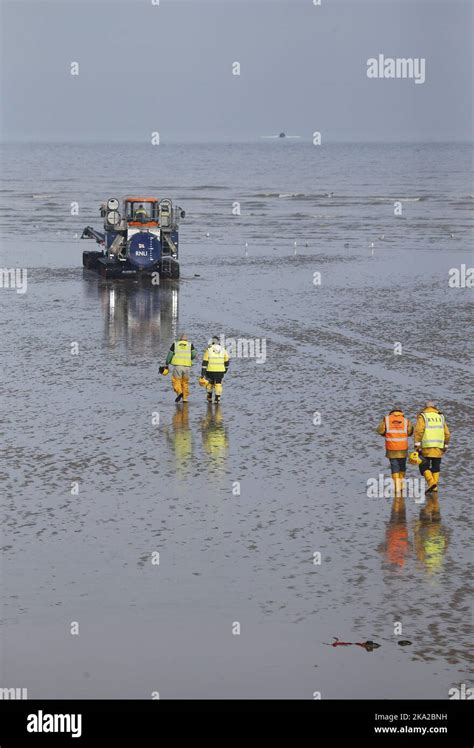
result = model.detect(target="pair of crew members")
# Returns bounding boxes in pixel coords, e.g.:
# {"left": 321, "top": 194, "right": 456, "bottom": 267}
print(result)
{"left": 165, "top": 333, "right": 229, "bottom": 404}
{"left": 377, "top": 402, "right": 450, "bottom": 496}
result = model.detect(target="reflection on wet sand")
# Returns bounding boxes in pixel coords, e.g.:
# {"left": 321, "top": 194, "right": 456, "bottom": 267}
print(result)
{"left": 414, "top": 496, "right": 449, "bottom": 576}
{"left": 200, "top": 404, "right": 229, "bottom": 471}
{"left": 384, "top": 496, "right": 410, "bottom": 568}
{"left": 380, "top": 495, "right": 448, "bottom": 575}
{"left": 82, "top": 276, "right": 179, "bottom": 351}
{"left": 164, "top": 403, "right": 194, "bottom": 474}
{"left": 159, "top": 404, "right": 230, "bottom": 477}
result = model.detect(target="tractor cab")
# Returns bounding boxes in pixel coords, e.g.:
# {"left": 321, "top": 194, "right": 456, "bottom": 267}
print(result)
{"left": 124, "top": 197, "right": 159, "bottom": 227}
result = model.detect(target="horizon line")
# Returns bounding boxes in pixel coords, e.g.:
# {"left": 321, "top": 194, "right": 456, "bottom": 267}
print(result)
{"left": 1, "top": 138, "right": 473, "bottom": 145}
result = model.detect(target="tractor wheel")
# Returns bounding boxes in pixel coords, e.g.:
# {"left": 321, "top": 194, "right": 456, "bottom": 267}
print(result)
{"left": 169, "top": 260, "right": 180, "bottom": 279}
{"left": 83, "top": 251, "right": 102, "bottom": 269}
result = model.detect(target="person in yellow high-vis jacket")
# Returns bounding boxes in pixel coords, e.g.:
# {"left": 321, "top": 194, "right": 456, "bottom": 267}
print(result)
{"left": 201, "top": 336, "right": 229, "bottom": 404}
{"left": 414, "top": 401, "right": 450, "bottom": 495}
{"left": 165, "top": 332, "right": 196, "bottom": 403}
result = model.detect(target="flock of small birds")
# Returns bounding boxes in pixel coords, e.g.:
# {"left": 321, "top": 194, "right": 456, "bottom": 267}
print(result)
{"left": 68, "top": 193, "right": 458, "bottom": 259}
{"left": 73, "top": 229, "right": 457, "bottom": 254}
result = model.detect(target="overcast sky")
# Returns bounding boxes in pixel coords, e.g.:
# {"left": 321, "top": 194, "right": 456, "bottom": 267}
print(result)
{"left": 0, "top": 0, "right": 472, "bottom": 142}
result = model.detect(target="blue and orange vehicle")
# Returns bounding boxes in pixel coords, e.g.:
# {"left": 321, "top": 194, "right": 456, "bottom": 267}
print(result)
{"left": 81, "top": 196, "right": 185, "bottom": 279}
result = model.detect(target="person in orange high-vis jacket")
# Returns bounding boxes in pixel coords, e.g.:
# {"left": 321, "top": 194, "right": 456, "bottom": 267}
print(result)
{"left": 376, "top": 407, "right": 414, "bottom": 497}
{"left": 414, "top": 401, "right": 450, "bottom": 495}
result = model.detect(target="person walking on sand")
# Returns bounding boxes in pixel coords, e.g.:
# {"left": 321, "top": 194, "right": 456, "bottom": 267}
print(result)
{"left": 165, "top": 332, "right": 197, "bottom": 403}
{"left": 201, "top": 336, "right": 230, "bottom": 404}
{"left": 377, "top": 406, "right": 414, "bottom": 498}
{"left": 414, "top": 401, "right": 450, "bottom": 495}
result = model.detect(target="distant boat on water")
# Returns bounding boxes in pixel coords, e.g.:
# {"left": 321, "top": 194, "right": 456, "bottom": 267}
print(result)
{"left": 260, "top": 132, "right": 301, "bottom": 139}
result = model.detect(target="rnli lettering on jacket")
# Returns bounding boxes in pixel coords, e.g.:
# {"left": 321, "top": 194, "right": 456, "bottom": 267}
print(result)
{"left": 421, "top": 412, "right": 445, "bottom": 449}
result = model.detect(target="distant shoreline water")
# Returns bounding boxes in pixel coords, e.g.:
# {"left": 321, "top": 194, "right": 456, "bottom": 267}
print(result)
{"left": 1, "top": 139, "right": 474, "bottom": 146}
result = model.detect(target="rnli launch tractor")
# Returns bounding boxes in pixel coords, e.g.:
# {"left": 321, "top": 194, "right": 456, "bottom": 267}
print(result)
{"left": 81, "top": 197, "right": 185, "bottom": 279}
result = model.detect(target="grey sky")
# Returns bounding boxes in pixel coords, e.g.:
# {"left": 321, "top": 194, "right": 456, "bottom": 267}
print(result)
{"left": 1, "top": 0, "right": 472, "bottom": 142}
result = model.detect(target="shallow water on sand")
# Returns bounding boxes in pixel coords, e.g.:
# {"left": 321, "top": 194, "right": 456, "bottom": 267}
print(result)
{"left": 0, "top": 143, "right": 472, "bottom": 698}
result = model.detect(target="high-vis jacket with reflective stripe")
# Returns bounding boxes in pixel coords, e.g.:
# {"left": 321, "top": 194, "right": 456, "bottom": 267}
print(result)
{"left": 206, "top": 344, "right": 229, "bottom": 372}
{"left": 171, "top": 340, "right": 192, "bottom": 367}
{"left": 384, "top": 413, "right": 409, "bottom": 451}
{"left": 414, "top": 407, "right": 450, "bottom": 457}
{"left": 420, "top": 412, "right": 445, "bottom": 449}
{"left": 377, "top": 412, "right": 413, "bottom": 457}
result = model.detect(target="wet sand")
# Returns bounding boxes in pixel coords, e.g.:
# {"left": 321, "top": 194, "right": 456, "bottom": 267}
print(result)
{"left": 0, "top": 143, "right": 472, "bottom": 698}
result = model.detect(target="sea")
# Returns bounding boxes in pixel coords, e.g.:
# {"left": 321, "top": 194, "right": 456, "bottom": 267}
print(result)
{"left": 0, "top": 141, "right": 472, "bottom": 698}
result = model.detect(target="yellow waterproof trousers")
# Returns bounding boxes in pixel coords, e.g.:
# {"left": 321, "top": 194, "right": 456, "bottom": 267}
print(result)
{"left": 172, "top": 373, "right": 190, "bottom": 401}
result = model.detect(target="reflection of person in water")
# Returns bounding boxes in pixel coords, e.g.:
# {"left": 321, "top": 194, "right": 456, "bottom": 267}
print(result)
{"left": 164, "top": 404, "right": 193, "bottom": 472}
{"left": 200, "top": 404, "right": 229, "bottom": 467}
{"left": 378, "top": 495, "right": 449, "bottom": 575}
{"left": 380, "top": 496, "right": 410, "bottom": 568}
{"left": 414, "top": 506, "right": 449, "bottom": 575}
